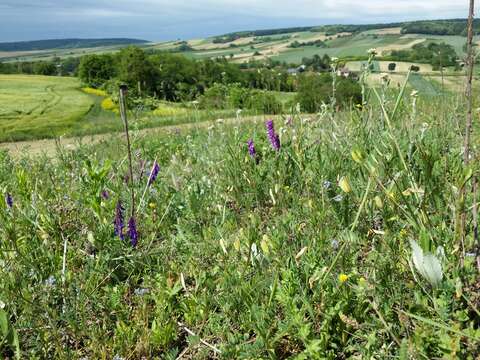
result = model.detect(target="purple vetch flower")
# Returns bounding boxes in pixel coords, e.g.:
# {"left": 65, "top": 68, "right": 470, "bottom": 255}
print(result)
{"left": 265, "top": 120, "right": 281, "bottom": 151}
{"left": 5, "top": 193, "right": 13, "bottom": 208}
{"left": 128, "top": 217, "right": 138, "bottom": 247}
{"left": 247, "top": 139, "right": 256, "bottom": 158}
{"left": 114, "top": 201, "right": 125, "bottom": 240}
{"left": 101, "top": 190, "right": 109, "bottom": 200}
{"left": 148, "top": 161, "right": 160, "bottom": 186}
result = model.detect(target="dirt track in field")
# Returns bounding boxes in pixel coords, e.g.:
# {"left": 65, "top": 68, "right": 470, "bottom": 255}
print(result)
{"left": 0, "top": 115, "right": 276, "bottom": 158}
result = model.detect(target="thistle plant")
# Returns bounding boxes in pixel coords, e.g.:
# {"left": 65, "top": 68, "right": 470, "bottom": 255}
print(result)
{"left": 330, "top": 57, "right": 339, "bottom": 112}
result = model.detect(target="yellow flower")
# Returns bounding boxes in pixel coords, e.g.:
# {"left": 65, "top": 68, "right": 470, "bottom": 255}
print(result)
{"left": 149, "top": 202, "right": 156, "bottom": 209}
{"left": 339, "top": 274, "right": 349, "bottom": 283}
{"left": 101, "top": 97, "right": 117, "bottom": 112}
{"left": 351, "top": 149, "right": 364, "bottom": 164}
{"left": 82, "top": 87, "right": 107, "bottom": 97}
{"left": 374, "top": 196, "right": 383, "bottom": 209}
{"left": 339, "top": 177, "right": 352, "bottom": 193}
{"left": 399, "top": 229, "right": 408, "bottom": 238}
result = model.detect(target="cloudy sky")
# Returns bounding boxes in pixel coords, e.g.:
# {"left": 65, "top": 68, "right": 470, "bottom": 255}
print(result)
{"left": 0, "top": 0, "right": 475, "bottom": 42}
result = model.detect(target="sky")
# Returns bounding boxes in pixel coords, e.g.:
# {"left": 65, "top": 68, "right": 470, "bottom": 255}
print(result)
{"left": 0, "top": 0, "right": 476, "bottom": 42}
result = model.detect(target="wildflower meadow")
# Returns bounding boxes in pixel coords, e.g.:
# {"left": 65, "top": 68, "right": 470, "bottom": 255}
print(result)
{"left": 1, "top": 49, "right": 479, "bottom": 358}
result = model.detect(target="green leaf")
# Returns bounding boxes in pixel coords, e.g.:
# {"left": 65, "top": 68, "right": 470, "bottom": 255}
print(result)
{"left": 0, "top": 310, "right": 8, "bottom": 337}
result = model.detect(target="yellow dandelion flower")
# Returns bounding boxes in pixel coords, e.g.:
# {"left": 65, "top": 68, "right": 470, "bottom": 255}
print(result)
{"left": 339, "top": 274, "right": 349, "bottom": 283}
{"left": 149, "top": 202, "right": 156, "bottom": 209}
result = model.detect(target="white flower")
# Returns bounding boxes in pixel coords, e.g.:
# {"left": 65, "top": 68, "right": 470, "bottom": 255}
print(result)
{"left": 134, "top": 288, "right": 150, "bottom": 296}
{"left": 45, "top": 276, "right": 56, "bottom": 286}
{"left": 367, "top": 48, "right": 377, "bottom": 56}
{"left": 332, "top": 194, "right": 343, "bottom": 202}
{"left": 410, "top": 240, "right": 443, "bottom": 288}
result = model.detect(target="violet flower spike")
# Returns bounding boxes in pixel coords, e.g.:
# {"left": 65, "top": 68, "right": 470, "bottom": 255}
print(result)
{"left": 5, "top": 193, "right": 13, "bottom": 209}
{"left": 148, "top": 161, "right": 160, "bottom": 187}
{"left": 265, "top": 120, "right": 281, "bottom": 151}
{"left": 128, "top": 217, "right": 138, "bottom": 247}
{"left": 247, "top": 139, "right": 256, "bottom": 158}
{"left": 101, "top": 190, "right": 109, "bottom": 200}
{"left": 114, "top": 201, "right": 125, "bottom": 240}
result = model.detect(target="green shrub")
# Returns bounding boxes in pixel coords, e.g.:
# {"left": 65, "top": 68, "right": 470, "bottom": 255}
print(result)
{"left": 295, "top": 73, "right": 361, "bottom": 112}
{"left": 199, "top": 83, "right": 229, "bottom": 109}
{"left": 245, "top": 90, "right": 283, "bottom": 114}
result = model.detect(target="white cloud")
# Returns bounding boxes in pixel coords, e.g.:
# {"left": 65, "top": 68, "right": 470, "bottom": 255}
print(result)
{"left": 0, "top": 0, "right": 476, "bottom": 41}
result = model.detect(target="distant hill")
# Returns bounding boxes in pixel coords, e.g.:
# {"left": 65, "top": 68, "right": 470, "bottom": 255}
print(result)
{"left": 212, "top": 18, "right": 478, "bottom": 43}
{"left": 0, "top": 38, "right": 149, "bottom": 52}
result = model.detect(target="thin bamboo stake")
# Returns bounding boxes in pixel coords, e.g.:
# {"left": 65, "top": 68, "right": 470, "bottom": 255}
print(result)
{"left": 473, "top": 175, "right": 479, "bottom": 272}
{"left": 460, "top": 0, "right": 475, "bottom": 266}
{"left": 119, "top": 85, "right": 136, "bottom": 217}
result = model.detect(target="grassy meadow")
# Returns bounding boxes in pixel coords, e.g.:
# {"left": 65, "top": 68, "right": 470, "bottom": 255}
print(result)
{"left": 0, "top": 61, "right": 479, "bottom": 359}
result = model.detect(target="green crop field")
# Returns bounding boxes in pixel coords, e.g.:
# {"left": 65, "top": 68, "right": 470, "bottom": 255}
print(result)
{"left": 408, "top": 73, "right": 442, "bottom": 96}
{"left": 0, "top": 75, "right": 95, "bottom": 141}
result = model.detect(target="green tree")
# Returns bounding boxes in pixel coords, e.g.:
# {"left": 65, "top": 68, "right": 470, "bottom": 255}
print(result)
{"left": 33, "top": 61, "right": 57, "bottom": 76}
{"left": 78, "top": 54, "right": 116, "bottom": 88}
{"left": 296, "top": 74, "right": 361, "bottom": 112}
{"left": 117, "top": 46, "right": 157, "bottom": 96}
